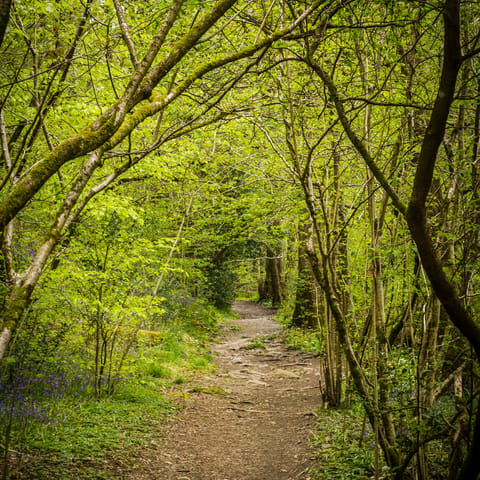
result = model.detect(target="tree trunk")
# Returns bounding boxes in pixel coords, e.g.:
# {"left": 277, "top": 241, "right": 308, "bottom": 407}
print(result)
{"left": 292, "top": 221, "right": 317, "bottom": 328}
{"left": 266, "top": 247, "right": 284, "bottom": 307}
{"left": 0, "top": 0, "right": 12, "bottom": 49}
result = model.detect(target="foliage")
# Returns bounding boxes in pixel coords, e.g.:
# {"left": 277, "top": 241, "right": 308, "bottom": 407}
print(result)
{"left": 0, "top": 0, "right": 479, "bottom": 478}
{"left": 244, "top": 335, "right": 268, "bottom": 350}
{"left": 309, "top": 407, "right": 376, "bottom": 480}
{"left": 0, "top": 287, "right": 226, "bottom": 478}
{"left": 10, "top": 386, "right": 176, "bottom": 480}
{"left": 279, "top": 327, "right": 321, "bottom": 356}
{"left": 204, "top": 260, "right": 239, "bottom": 310}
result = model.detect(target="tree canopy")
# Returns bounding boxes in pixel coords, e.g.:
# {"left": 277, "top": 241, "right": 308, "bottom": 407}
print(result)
{"left": 1, "top": 1, "right": 480, "bottom": 478}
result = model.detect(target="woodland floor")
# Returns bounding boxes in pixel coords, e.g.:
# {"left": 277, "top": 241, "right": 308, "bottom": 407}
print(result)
{"left": 120, "top": 300, "right": 321, "bottom": 480}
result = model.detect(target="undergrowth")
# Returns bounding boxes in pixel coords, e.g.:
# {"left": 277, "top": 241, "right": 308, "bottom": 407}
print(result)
{"left": 16, "top": 385, "right": 177, "bottom": 480}
{"left": 0, "top": 301, "right": 232, "bottom": 479}
{"left": 278, "top": 317, "right": 376, "bottom": 479}
{"left": 309, "top": 407, "right": 377, "bottom": 480}
{"left": 280, "top": 327, "right": 320, "bottom": 354}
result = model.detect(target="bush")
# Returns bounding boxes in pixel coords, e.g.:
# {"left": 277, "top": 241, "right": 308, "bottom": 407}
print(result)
{"left": 205, "top": 261, "right": 238, "bottom": 310}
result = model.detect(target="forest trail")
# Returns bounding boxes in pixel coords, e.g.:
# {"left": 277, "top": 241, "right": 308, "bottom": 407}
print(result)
{"left": 127, "top": 300, "right": 320, "bottom": 480}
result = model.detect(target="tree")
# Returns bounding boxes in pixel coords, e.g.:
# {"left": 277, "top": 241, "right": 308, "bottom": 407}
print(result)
{"left": 302, "top": 0, "right": 480, "bottom": 477}
{"left": 0, "top": 0, "right": 331, "bottom": 360}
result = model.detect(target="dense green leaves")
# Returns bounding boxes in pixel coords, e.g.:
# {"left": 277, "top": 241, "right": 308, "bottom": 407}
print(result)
{"left": 0, "top": 0, "right": 480, "bottom": 478}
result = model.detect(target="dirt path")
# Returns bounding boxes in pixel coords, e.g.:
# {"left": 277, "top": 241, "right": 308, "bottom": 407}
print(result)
{"left": 129, "top": 300, "right": 320, "bottom": 480}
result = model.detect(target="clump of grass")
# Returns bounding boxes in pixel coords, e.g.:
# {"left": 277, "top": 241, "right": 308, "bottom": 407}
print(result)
{"left": 244, "top": 336, "right": 267, "bottom": 350}
{"left": 189, "top": 385, "right": 228, "bottom": 396}
{"left": 146, "top": 363, "right": 173, "bottom": 379}
{"left": 280, "top": 327, "right": 321, "bottom": 354}
{"left": 173, "top": 376, "right": 187, "bottom": 385}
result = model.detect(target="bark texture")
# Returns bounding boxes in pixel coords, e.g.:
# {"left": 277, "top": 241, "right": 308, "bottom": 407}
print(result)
{"left": 0, "top": 0, "right": 11, "bottom": 49}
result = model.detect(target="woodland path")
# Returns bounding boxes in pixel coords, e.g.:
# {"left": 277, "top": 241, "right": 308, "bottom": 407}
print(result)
{"left": 127, "top": 300, "right": 321, "bottom": 480}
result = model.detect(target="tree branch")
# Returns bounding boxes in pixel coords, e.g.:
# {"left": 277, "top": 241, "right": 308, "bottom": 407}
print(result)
{"left": 306, "top": 57, "right": 407, "bottom": 216}
{"left": 405, "top": 0, "right": 480, "bottom": 359}
{"left": 112, "top": 0, "right": 139, "bottom": 68}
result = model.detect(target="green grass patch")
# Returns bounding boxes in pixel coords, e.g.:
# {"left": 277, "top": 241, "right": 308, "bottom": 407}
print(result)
{"left": 146, "top": 363, "right": 173, "bottom": 379}
{"left": 188, "top": 385, "right": 228, "bottom": 395}
{"left": 173, "top": 376, "right": 188, "bottom": 385}
{"left": 280, "top": 327, "right": 321, "bottom": 354}
{"left": 12, "top": 383, "right": 177, "bottom": 479}
{"left": 243, "top": 335, "right": 267, "bottom": 350}
{"left": 309, "top": 407, "right": 376, "bottom": 480}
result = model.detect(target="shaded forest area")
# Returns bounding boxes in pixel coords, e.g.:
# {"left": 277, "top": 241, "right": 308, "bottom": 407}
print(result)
{"left": 0, "top": 0, "right": 479, "bottom": 478}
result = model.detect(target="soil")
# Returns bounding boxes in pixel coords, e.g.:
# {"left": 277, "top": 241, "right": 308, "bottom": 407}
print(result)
{"left": 126, "top": 300, "right": 321, "bottom": 480}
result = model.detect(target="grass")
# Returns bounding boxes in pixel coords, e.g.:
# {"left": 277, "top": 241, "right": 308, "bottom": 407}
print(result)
{"left": 188, "top": 385, "right": 228, "bottom": 395}
{"left": 1, "top": 304, "right": 232, "bottom": 479}
{"left": 279, "top": 326, "right": 321, "bottom": 354}
{"left": 273, "top": 307, "right": 322, "bottom": 355}
{"left": 309, "top": 407, "right": 377, "bottom": 480}
{"left": 8, "top": 383, "right": 178, "bottom": 479}
{"left": 243, "top": 335, "right": 267, "bottom": 350}
{"left": 135, "top": 331, "right": 216, "bottom": 386}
